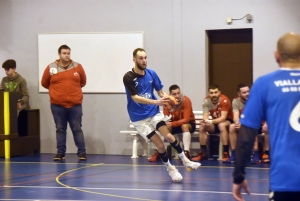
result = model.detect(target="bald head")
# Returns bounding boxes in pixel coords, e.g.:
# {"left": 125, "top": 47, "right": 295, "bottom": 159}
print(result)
{"left": 277, "top": 32, "right": 300, "bottom": 63}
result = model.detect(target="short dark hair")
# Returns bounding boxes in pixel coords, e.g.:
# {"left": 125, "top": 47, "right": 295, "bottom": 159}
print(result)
{"left": 58, "top": 45, "right": 71, "bottom": 54}
{"left": 169, "top": 84, "right": 180, "bottom": 93}
{"left": 133, "top": 48, "right": 146, "bottom": 58}
{"left": 237, "top": 83, "right": 248, "bottom": 92}
{"left": 208, "top": 84, "right": 219, "bottom": 91}
{"left": 2, "top": 59, "right": 16, "bottom": 70}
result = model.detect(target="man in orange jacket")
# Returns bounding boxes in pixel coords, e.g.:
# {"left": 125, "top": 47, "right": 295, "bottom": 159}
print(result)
{"left": 41, "top": 44, "right": 87, "bottom": 161}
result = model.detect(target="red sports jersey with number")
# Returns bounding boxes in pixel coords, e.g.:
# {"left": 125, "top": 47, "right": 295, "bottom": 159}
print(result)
{"left": 202, "top": 94, "right": 233, "bottom": 120}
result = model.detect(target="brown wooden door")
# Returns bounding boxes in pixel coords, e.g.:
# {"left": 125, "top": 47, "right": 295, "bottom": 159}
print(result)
{"left": 207, "top": 28, "right": 253, "bottom": 100}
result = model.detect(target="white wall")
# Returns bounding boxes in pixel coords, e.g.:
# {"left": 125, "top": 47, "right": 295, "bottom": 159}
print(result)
{"left": 1, "top": 0, "right": 300, "bottom": 155}
{"left": 0, "top": 69, "right": 5, "bottom": 78}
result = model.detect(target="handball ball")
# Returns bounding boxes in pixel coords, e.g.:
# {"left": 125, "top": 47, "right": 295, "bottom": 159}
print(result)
{"left": 164, "top": 96, "right": 178, "bottom": 110}
{"left": 168, "top": 95, "right": 178, "bottom": 106}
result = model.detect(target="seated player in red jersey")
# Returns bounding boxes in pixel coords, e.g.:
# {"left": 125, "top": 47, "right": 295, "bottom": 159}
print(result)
{"left": 191, "top": 84, "right": 233, "bottom": 162}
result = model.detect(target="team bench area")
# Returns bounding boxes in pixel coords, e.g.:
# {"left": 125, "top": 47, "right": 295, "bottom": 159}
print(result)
{"left": 120, "top": 111, "right": 224, "bottom": 160}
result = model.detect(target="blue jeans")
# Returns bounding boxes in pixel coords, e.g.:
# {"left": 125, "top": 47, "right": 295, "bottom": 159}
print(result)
{"left": 51, "top": 104, "right": 86, "bottom": 155}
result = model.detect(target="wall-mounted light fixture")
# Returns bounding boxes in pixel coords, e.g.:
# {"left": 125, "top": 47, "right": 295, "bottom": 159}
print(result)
{"left": 227, "top": 14, "right": 253, "bottom": 24}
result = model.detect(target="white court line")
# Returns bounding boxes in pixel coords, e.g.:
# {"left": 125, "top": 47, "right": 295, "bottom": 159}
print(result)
{"left": 0, "top": 199, "right": 95, "bottom": 201}
{"left": 0, "top": 161, "right": 270, "bottom": 170}
{"left": 0, "top": 199, "right": 91, "bottom": 201}
{"left": 2, "top": 185, "right": 268, "bottom": 196}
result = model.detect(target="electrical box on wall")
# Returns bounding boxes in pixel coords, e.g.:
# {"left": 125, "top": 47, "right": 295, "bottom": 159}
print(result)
{"left": 226, "top": 14, "right": 253, "bottom": 25}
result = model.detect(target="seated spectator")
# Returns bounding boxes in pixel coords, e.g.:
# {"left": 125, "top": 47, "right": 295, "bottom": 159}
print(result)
{"left": 0, "top": 59, "right": 30, "bottom": 114}
{"left": 227, "top": 84, "right": 270, "bottom": 163}
{"left": 191, "top": 84, "right": 232, "bottom": 162}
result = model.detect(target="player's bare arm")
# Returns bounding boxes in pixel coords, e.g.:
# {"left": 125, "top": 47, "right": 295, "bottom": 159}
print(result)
{"left": 156, "top": 89, "right": 168, "bottom": 98}
{"left": 233, "top": 111, "right": 241, "bottom": 129}
{"left": 201, "top": 112, "right": 210, "bottom": 125}
{"left": 233, "top": 111, "right": 240, "bottom": 124}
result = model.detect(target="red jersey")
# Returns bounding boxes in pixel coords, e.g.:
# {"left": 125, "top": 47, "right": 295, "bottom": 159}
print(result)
{"left": 202, "top": 94, "right": 233, "bottom": 120}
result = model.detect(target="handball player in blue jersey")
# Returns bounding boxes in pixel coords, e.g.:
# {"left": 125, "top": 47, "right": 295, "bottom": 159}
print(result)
{"left": 123, "top": 48, "right": 200, "bottom": 182}
{"left": 232, "top": 33, "right": 300, "bottom": 201}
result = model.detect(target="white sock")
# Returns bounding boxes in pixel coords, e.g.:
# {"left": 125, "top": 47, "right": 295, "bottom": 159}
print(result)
{"left": 163, "top": 160, "right": 172, "bottom": 168}
{"left": 178, "top": 152, "right": 189, "bottom": 162}
{"left": 182, "top": 132, "right": 191, "bottom": 151}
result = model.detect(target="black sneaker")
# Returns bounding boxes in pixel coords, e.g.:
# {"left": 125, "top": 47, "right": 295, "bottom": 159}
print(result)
{"left": 78, "top": 152, "right": 87, "bottom": 160}
{"left": 53, "top": 153, "right": 65, "bottom": 161}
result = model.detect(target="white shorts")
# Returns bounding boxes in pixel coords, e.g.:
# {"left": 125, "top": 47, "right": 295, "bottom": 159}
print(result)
{"left": 131, "top": 112, "right": 170, "bottom": 140}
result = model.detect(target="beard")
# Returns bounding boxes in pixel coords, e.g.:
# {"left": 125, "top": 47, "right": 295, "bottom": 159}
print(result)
{"left": 136, "top": 62, "right": 146, "bottom": 70}
{"left": 211, "top": 96, "right": 218, "bottom": 102}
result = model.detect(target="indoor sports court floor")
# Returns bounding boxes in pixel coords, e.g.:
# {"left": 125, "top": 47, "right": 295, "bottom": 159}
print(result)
{"left": 0, "top": 154, "right": 269, "bottom": 201}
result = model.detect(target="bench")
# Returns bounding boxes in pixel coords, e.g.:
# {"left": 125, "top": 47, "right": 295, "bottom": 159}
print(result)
{"left": 120, "top": 111, "right": 224, "bottom": 159}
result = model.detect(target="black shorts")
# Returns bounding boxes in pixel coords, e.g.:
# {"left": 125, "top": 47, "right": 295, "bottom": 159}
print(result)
{"left": 208, "top": 119, "right": 233, "bottom": 134}
{"left": 269, "top": 191, "right": 300, "bottom": 201}
{"left": 171, "top": 121, "right": 196, "bottom": 134}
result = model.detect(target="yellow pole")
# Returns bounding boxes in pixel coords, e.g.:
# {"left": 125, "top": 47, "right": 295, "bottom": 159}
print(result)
{"left": 3, "top": 92, "right": 10, "bottom": 158}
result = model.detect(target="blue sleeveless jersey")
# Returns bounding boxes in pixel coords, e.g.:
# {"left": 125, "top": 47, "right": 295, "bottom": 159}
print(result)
{"left": 241, "top": 68, "right": 300, "bottom": 191}
{"left": 124, "top": 68, "right": 163, "bottom": 122}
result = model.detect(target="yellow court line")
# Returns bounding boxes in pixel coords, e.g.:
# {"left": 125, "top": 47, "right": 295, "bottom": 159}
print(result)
{"left": 55, "top": 163, "right": 161, "bottom": 201}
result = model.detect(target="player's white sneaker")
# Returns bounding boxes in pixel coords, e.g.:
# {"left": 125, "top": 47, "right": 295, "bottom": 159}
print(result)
{"left": 182, "top": 159, "right": 201, "bottom": 172}
{"left": 167, "top": 165, "right": 183, "bottom": 182}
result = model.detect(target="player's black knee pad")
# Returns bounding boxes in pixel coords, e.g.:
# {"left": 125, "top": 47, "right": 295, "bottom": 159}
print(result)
{"left": 147, "top": 130, "right": 157, "bottom": 139}
{"left": 156, "top": 121, "right": 166, "bottom": 130}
